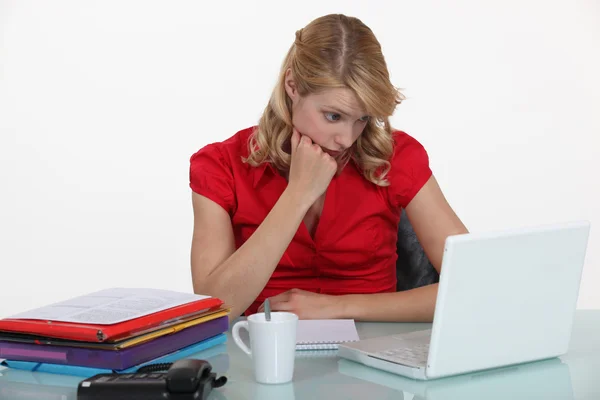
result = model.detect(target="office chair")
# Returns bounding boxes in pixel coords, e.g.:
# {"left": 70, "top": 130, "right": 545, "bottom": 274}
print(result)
{"left": 395, "top": 208, "right": 439, "bottom": 291}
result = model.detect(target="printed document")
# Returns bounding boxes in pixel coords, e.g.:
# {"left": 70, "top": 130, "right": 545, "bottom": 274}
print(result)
{"left": 8, "top": 288, "right": 210, "bottom": 325}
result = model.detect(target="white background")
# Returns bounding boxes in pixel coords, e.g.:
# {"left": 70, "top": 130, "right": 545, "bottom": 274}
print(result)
{"left": 1, "top": 0, "right": 598, "bottom": 318}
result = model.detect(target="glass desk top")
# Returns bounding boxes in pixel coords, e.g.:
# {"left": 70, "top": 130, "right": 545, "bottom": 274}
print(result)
{"left": 1, "top": 310, "right": 599, "bottom": 399}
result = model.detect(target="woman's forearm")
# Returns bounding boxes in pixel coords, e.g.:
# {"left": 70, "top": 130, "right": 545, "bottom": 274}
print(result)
{"left": 338, "top": 284, "right": 439, "bottom": 322}
{"left": 202, "top": 187, "right": 311, "bottom": 319}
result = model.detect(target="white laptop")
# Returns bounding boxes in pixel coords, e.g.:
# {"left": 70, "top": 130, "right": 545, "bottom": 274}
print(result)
{"left": 338, "top": 220, "right": 590, "bottom": 380}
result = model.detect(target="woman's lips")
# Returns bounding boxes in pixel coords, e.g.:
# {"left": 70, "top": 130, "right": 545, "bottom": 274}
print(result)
{"left": 322, "top": 148, "right": 342, "bottom": 156}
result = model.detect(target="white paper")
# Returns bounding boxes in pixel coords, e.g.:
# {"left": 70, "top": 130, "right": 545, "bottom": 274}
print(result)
{"left": 8, "top": 288, "right": 211, "bottom": 325}
{"left": 296, "top": 319, "right": 360, "bottom": 344}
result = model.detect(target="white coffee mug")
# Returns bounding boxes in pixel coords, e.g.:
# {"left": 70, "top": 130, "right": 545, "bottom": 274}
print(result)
{"left": 231, "top": 311, "right": 298, "bottom": 384}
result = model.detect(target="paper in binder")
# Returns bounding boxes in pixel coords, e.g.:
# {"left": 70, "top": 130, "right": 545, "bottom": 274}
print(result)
{"left": 0, "top": 288, "right": 224, "bottom": 342}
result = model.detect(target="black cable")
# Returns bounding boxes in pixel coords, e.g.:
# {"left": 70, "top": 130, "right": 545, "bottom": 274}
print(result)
{"left": 212, "top": 376, "right": 227, "bottom": 388}
{"left": 136, "top": 362, "right": 173, "bottom": 373}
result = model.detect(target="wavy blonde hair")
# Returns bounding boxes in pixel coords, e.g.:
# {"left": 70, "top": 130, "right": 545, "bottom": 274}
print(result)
{"left": 243, "top": 14, "right": 404, "bottom": 186}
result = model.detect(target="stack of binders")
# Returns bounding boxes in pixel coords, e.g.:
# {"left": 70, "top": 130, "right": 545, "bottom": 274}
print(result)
{"left": 0, "top": 288, "right": 230, "bottom": 377}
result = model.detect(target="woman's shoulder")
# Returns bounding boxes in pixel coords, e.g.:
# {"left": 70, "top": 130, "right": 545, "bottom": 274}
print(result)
{"left": 386, "top": 129, "right": 432, "bottom": 209}
{"left": 191, "top": 125, "right": 257, "bottom": 161}
{"left": 188, "top": 126, "right": 257, "bottom": 214}
{"left": 386, "top": 129, "right": 430, "bottom": 174}
{"left": 390, "top": 129, "right": 427, "bottom": 155}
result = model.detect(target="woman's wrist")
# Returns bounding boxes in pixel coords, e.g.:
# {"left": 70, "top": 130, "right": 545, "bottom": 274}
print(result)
{"left": 328, "top": 294, "right": 353, "bottom": 319}
{"left": 281, "top": 185, "right": 314, "bottom": 213}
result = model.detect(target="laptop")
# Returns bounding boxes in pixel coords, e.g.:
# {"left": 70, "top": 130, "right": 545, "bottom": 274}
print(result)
{"left": 338, "top": 220, "right": 590, "bottom": 380}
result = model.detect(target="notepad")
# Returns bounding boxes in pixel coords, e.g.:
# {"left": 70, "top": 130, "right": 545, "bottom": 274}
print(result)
{"left": 295, "top": 319, "right": 360, "bottom": 350}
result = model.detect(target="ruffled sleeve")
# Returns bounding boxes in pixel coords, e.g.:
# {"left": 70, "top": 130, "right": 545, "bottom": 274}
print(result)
{"left": 189, "top": 143, "right": 236, "bottom": 217}
{"left": 387, "top": 130, "right": 433, "bottom": 209}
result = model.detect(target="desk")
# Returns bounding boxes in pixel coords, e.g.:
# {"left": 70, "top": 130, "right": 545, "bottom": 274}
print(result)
{"left": 1, "top": 310, "right": 599, "bottom": 399}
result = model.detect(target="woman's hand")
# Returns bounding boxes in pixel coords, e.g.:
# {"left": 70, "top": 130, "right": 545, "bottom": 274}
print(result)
{"left": 286, "top": 128, "right": 337, "bottom": 207}
{"left": 257, "top": 288, "right": 344, "bottom": 320}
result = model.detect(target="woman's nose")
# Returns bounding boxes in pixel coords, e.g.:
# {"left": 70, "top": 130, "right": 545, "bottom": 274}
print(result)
{"left": 334, "top": 131, "right": 354, "bottom": 149}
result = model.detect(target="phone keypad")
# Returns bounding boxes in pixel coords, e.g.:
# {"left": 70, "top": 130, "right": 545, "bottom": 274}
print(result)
{"left": 106, "top": 372, "right": 166, "bottom": 381}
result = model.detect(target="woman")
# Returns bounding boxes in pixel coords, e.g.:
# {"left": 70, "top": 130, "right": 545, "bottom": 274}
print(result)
{"left": 189, "top": 14, "right": 468, "bottom": 322}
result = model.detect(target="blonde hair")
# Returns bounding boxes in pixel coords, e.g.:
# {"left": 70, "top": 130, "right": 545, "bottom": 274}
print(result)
{"left": 244, "top": 14, "right": 404, "bottom": 186}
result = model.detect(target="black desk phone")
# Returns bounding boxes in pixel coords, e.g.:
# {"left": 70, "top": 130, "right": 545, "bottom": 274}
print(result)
{"left": 76, "top": 359, "right": 227, "bottom": 400}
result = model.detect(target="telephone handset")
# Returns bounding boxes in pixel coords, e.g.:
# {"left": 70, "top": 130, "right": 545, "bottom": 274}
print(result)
{"left": 77, "top": 359, "right": 227, "bottom": 400}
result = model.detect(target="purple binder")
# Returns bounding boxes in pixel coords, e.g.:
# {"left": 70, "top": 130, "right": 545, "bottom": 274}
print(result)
{"left": 0, "top": 315, "right": 228, "bottom": 370}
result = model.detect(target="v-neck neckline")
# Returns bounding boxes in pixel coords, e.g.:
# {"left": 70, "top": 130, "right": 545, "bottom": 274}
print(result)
{"left": 271, "top": 170, "right": 336, "bottom": 247}
{"left": 301, "top": 179, "right": 335, "bottom": 245}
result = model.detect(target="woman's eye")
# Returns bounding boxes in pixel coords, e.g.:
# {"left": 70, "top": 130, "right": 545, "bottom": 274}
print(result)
{"left": 324, "top": 112, "right": 341, "bottom": 122}
{"left": 359, "top": 115, "right": 370, "bottom": 122}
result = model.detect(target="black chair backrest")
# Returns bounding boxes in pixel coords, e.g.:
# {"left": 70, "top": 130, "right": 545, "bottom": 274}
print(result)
{"left": 396, "top": 208, "right": 440, "bottom": 291}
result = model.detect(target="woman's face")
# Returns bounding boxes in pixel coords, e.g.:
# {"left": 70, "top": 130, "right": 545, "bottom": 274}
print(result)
{"left": 284, "top": 72, "right": 370, "bottom": 156}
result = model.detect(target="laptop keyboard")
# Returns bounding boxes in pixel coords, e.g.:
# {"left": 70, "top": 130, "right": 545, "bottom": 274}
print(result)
{"left": 372, "top": 343, "right": 429, "bottom": 367}
{"left": 369, "top": 330, "right": 432, "bottom": 367}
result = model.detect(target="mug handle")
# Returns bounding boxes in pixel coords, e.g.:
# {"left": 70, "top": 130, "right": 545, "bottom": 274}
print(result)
{"left": 231, "top": 320, "right": 252, "bottom": 357}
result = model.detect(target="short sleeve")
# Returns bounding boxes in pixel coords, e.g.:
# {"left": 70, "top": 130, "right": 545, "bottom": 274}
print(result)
{"left": 189, "top": 143, "right": 236, "bottom": 217}
{"left": 387, "top": 131, "right": 433, "bottom": 209}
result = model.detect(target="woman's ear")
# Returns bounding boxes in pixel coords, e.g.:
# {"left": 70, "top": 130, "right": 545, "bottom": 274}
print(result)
{"left": 284, "top": 68, "right": 298, "bottom": 100}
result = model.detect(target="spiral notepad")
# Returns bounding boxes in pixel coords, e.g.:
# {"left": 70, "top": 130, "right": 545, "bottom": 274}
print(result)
{"left": 295, "top": 319, "right": 360, "bottom": 350}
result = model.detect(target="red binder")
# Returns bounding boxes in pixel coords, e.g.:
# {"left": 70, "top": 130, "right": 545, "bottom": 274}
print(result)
{"left": 0, "top": 297, "right": 224, "bottom": 343}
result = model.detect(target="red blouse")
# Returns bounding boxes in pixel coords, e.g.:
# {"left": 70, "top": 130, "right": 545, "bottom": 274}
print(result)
{"left": 189, "top": 126, "right": 432, "bottom": 316}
